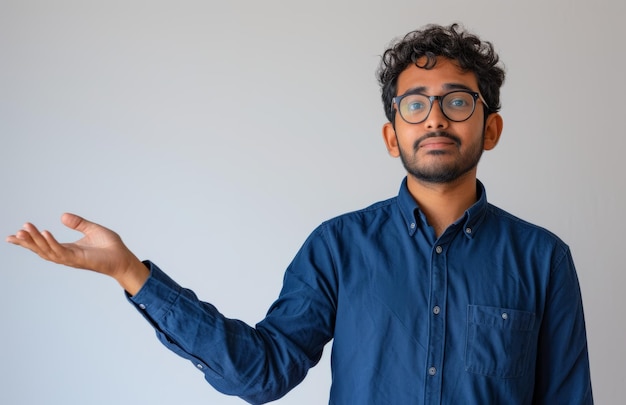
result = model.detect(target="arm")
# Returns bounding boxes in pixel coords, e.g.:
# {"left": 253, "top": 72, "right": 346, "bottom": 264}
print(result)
{"left": 7, "top": 214, "right": 337, "bottom": 403}
{"left": 533, "top": 247, "right": 593, "bottom": 404}
{"left": 6, "top": 213, "right": 149, "bottom": 295}
{"left": 127, "top": 226, "right": 337, "bottom": 403}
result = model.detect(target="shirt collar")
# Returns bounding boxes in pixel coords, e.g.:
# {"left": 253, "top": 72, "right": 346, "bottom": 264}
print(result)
{"left": 396, "top": 176, "right": 489, "bottom": 239}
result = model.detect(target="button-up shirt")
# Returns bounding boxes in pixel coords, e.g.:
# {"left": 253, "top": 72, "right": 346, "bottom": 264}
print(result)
{"left": 130, "top": 178, "right": 593, "bottom": 404}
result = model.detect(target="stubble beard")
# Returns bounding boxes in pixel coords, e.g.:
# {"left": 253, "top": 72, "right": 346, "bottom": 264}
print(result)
{"left": 398, "top": 130, "right": 485, "bottom": 184}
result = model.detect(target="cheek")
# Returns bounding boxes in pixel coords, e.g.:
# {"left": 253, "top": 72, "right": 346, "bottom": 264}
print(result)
{"left": 456, "top": 119, "right": 486, "bottom": 145}
{"left": 395, "top": 135, "right": 417, "bottom": 155}
{"left": 394, "top": 123, "right": 420, "bottom": 145}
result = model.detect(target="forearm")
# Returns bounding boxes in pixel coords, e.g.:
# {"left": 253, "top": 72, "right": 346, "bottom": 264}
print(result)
{"left": 128, "top": 262, "right": 324, "bottom": 403}
{"left": 114, "top": 256, "right": 150, "bottom": 296}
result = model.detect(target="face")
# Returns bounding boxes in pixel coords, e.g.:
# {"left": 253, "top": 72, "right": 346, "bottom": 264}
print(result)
{"left": 383, "top": 57, "right": 502, "bottom": 185}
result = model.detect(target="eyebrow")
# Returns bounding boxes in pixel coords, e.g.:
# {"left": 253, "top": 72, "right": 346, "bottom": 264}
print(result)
{"left": 399, "top": 83, "right": 475, "bottom": 96}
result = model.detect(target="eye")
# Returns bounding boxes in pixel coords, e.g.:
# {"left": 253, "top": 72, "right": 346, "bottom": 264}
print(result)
{"left": 447, "top": 97, "right": 469, "bottom": 108}
{"left": 407, "top": 101, "right": 426, "bottom": 112}
{"left": 444, "top": 92, "right": 473, "bottom": 110}
{"left": 451, "top": 98, "right": 467, "bottom": 106}
{"left": 400, "top": 94, "right": 429, "bottom": 115}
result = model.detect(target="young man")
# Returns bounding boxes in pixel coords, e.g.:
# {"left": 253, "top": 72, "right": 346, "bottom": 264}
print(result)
{"left": 6, "top": 24, "right": 593, "bottom": 404}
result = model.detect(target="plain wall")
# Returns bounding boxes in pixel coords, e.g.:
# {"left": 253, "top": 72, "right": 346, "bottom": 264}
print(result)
{"left": 1, "top": 1, "right": 624, "bottom": 404}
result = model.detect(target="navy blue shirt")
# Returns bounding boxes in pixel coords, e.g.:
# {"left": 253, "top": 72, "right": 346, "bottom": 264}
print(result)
{"left": 130, "top": 179, "right": 592, "bottom": 404}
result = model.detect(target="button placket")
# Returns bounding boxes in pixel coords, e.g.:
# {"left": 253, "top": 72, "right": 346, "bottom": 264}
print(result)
{"left": 425, "top": 241, "right": 446, "bottom": 403}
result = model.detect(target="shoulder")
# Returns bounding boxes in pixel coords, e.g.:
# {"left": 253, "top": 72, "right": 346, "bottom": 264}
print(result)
{"left": 484, "top": 203, "right": 572, "bottom": 260}
{"left": 486, "top": 204, "right": 560, "bottom": 237}
{"left": 303, "top": 196, "right": 399, "bottom": 242}
{"left": 291, "top": 196, "right": 400, "bottom": 262}
{"left": 322, "top": 196, "right": 398, "bottom": 227}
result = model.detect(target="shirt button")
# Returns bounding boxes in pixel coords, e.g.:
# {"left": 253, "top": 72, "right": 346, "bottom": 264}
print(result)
{"left": 433, "top": 306, "right": 440, "bottom": 315}
{"left": 502, "top": 312, "right": 509, "bottom": 320}
{"left": 138, "top": 304, "right": 146, "bottom": 310}
{"left": 410, "top": 222, "right": 416, "bottom": 229}
{"left": 428, "top": 367, "right": 437, "bottom": 376}
{"left": 465, "top": 227, "right": 472, "bottom": 234}
{"left": 196, "top": 363, "right": 204, "bottom": 370}
{"left": 435, "top": 246, "right": 443, "bottom": 254}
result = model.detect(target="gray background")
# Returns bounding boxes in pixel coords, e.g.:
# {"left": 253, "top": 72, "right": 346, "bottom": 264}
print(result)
{"left": 1, "top": 1, "right": 624, "bottom": 404}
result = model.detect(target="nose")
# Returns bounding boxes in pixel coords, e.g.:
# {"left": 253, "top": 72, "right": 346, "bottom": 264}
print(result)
{"left": 424, "top": 100, "right": 449, "bottom": 129}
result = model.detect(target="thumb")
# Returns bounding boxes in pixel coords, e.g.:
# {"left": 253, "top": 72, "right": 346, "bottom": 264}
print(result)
{"left": 61, "top": 213, "right": 98, "bottom": 234}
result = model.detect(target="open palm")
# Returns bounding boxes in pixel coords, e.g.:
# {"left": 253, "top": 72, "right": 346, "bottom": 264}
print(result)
{"left": 7, "top": 213, "right": 149, "bottom": 294}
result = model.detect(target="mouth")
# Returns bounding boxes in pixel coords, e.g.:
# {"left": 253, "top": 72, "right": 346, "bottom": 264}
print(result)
{"left": 419, "top": 137, "right": 456, "bottom": 148}
{"left": 413, "top": 131, "right": 461, "bottom": 151}
{"left": 417, "top": 136, "right": 459, "bottom": 152}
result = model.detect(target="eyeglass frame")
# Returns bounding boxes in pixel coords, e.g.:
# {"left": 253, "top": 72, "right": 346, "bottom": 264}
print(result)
{"left": 391, "top": 89, "right": 490, "bottom": 124}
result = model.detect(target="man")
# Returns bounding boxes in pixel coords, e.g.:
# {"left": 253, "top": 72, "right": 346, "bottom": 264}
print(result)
{"left": 6, "top": 24, "right": 593, "bottom": 404}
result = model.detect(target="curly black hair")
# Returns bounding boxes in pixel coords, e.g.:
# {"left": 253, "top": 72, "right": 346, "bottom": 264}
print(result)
{"left": 377, "top": 23, "right": 505, "bottom": 124}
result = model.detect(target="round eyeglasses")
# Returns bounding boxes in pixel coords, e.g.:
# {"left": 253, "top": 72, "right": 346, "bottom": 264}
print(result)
{"left": 392, "top": 90, "right": 489, "bottom": 124}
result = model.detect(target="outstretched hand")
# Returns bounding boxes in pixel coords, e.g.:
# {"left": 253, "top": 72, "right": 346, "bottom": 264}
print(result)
{"left": 6, "top": 213, "right": 150, "bottom": 295}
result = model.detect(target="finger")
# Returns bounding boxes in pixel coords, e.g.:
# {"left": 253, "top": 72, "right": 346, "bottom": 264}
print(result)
{"left": 61, "top": 213, "right": 102, "bottom": 234}
{"left": 21, "top": 222, "right": 55, "bottom": 253}
{"left": 6, "top": 227, "right": 51, "bottom": 257}
{"left": 41, "top": 229, "right": 78, "bottom": 265}
{"left": 41, "top": 229, "right": 68, "bottom": 254}
{"left": 6, "top": 228, "right": 36, "bottom": 246}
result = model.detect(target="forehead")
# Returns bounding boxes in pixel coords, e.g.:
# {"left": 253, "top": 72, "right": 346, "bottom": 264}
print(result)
{"left": 396, "top": 57, "right": 479, "bottom": 95}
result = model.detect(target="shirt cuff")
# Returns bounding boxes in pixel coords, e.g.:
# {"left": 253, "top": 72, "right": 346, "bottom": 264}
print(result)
{"left": 126, "top": 260, "right": 183, "bottom": 324}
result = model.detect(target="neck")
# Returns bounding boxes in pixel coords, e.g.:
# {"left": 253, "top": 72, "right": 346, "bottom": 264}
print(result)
{"left": 406, "top": 170, "right": 478, "bottom": 237}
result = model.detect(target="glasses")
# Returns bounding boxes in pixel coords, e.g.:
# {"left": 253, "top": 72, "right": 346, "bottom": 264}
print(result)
{"left": 392, "top": 90, "right": 489, "bottom": 124}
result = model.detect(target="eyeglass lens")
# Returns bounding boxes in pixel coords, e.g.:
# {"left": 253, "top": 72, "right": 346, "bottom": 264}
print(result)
{"left": 398, "top": 91, "right": 476, "bottom": 123}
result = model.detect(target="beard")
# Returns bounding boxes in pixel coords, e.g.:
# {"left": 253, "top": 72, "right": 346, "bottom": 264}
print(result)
{"left": 398, "top": 130, "right": 485, "bottom": 184}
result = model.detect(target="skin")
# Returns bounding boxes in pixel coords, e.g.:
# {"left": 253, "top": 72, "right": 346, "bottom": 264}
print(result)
{"left": 5, "top": 56, "right": 503, "bottom": 291}
{"left": 6, "top": 214, "right": 149, "bottom": 295}
{"left": 382, "top": 57, "right": 503, "bottom": 236}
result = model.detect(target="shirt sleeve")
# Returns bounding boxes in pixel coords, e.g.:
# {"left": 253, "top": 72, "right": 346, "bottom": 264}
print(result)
{"left": 532, "top": 246, "right": 593, "bottom": 404}
{"left": 127, "top": 225, "right": 337, "bottom": 404}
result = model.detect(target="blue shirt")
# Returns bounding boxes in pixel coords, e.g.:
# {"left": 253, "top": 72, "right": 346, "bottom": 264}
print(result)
{"left": 130, "top": 178, "right": 593, "bottom": 404}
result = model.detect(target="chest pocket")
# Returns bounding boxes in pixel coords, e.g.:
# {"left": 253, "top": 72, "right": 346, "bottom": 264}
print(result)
{"left": 465, "top": 305, "right": 536, "bottom": 378}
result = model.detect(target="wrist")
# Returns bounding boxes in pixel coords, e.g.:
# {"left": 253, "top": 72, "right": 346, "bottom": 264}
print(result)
{"left": 116, "top": 257, "right": 150, "bottom": 296}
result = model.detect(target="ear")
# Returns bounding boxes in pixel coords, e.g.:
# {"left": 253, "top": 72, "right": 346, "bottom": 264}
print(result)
{"left": 382, "top": 122, "right": 400, "bottom": 157}
{"left": 483, "top": 113, "right": 503, "bottom": 151}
